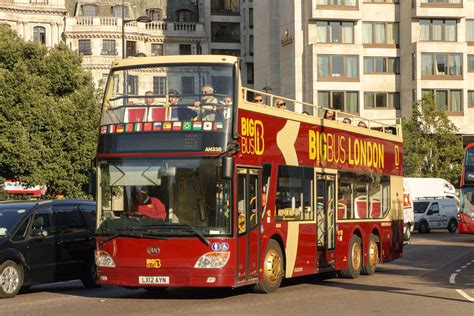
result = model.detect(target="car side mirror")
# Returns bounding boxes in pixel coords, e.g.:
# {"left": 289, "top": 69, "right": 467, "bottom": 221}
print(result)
{"left": 31, "top": 229, "right": 48, "bottom": 238}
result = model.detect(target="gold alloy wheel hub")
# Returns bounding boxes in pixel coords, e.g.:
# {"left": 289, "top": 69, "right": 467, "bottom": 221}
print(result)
{"left": 352, "top": 242, "right": 361, "bottom": 271}
{"left": 1, "top": 266, "right": 19, "bottom": 294}
{"left": 368, "top": 239, "right": 378, "bottom": 268}
{"left": 263, "top": 249, "right": 282, "bottom": 284}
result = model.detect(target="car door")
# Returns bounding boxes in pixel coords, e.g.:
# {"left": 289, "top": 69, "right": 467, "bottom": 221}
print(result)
{"left": 53, "top": 203, "right": 91, "bottom": 281}
{"left": 27, "top": 207, "right": 59, "bottom": 284}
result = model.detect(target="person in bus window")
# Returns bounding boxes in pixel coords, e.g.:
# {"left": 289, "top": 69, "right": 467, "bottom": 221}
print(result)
{"left": 196, "top": 86, "right": 221, "bottom": 121}
{"left": 323, "top": 109, "right": 335, "bottom": 120}
{"left": 144, "top": 91, "right": 159, "bottom": 106}
{"left": 169, "top": 89, "right": 197, "bottom": 121}
{"left": 275, "top": 99, "right": 287, "bottom": 110}
{"left": 253, "top": 94, "right": 265, "bottom": 105}
{"left": 358, "top": 121, "right": 368, "bottom": 128}
{"left": 131, "top": 186, "right": 166, "bottom": 221}
{"left": 342, "top": 118, "right": 352, "bottom": 124}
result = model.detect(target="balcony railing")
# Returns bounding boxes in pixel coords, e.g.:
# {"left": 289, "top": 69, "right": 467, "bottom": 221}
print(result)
{"left": 1, "top": 0, "right": 65, "bottom": 6}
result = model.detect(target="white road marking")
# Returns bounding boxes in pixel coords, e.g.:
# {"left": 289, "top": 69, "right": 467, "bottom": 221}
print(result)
{"left": 461, "top": 266, "right": 467, "bottom": 269}
{"left": 449, "top": 273, "right": 457, "bottom": 284}
{"left": 456, "top": 290, "right": 474, "bottom": 303}
{"left": 467, "top": 262, "right": 472, "bottom": 266}
{"left": 456, "top": 269, "right": 461, "bottom": 272}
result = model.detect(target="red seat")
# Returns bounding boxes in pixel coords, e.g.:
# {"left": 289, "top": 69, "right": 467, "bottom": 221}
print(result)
{"left": 149, "top": 107, "right": 168, "bottom": 121}
{"left": 370, "top": 199, "right": 381, "bottom": 218}
{"left": 125, "top": 108, "right": 146, "bottom": 123}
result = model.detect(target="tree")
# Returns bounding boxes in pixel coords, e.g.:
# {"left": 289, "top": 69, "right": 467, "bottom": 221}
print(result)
{"left": 0, "top": 25, "right": 100, "bottom": 198}
{"left": 402, "top": 96, "right": 463, "bottom": 185}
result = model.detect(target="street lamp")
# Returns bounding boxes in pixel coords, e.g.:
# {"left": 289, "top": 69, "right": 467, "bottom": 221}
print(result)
{"left": 121, "top": 0, "right": 151, "bottom": 59}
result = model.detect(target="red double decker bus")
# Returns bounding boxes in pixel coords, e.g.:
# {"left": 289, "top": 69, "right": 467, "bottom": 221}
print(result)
{"left": 458, "top": 144, "right": 474, "bottom": 233}
{"left": 94, "top": 55, "right": 404, "bottom": 293}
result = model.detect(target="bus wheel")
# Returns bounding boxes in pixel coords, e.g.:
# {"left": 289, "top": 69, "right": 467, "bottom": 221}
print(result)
{"left": 252, "top": 239, "right": 284, "bottom": 293}
{"left": 447, "top": 220, "right": 458, "bottom": 233}
{"left": 340, "top": 235, "right": 362, "bottom": 279}
{"left": 362, "top": 235, "right": 379, "bottom": 275}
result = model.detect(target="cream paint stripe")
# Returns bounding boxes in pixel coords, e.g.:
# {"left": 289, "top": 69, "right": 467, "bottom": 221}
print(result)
{"left": 276, "top": 120, "right": 300, "bottom": 165}
{"left": 286, "top": 222, "right": 300, "bottom": 278}
{"left": 276, "top": 120, "right": 300, "bottom": 278}
{"left": 456, "top": 289, "right": 474, "bottom": 303}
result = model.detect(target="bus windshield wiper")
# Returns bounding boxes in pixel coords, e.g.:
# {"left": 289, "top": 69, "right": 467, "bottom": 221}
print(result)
{"left": 142, "top": 223, "right": 210, "bottom": 246}
{"left": 99, "top": 231, "right": 167, "bottom": 246}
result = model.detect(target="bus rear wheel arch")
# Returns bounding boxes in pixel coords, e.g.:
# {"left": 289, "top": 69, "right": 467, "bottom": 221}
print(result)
{"left": 340, "top": 234, "right": 362, "bottom": 279}
{"left": 252, "top": 239, "right": 284, "bottom": 293}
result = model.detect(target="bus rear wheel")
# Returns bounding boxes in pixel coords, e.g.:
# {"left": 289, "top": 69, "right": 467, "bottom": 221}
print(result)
{"left": 252, "top": 239, "right": 284, "bottom": 293}
{"left": 362, "top": 235, "right": 379, "bottom": 275}
{"left": 340, "top": 235, "right": 362, "bottom": 279}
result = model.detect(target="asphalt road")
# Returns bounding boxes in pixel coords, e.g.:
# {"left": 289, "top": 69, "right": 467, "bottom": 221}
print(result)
{"left": 1, "top": 230, "right": 473, "bottom": 316}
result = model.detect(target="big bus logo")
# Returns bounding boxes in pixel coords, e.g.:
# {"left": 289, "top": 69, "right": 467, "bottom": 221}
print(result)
{"left": 240, "top": 117, "right": 265, "bottom": 155}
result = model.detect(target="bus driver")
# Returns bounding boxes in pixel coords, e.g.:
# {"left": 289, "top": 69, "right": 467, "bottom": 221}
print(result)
{"left": 132, "top": 186, "right": 167, "bottom": 220}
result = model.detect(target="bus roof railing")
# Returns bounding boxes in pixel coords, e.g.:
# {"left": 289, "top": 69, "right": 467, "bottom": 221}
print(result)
{"left": 242, "top": 87, "right": 402, "bottom": 137}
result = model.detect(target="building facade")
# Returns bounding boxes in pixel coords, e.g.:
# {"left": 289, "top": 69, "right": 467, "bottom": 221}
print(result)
{"left": 254, "top": 0, "right": 474, "bottom": 142}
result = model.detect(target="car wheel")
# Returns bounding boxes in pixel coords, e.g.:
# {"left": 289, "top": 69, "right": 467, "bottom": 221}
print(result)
{"left": 340, "top": 235, "right": 362, "bottom": 279}
{"left": 404, "top": 225, "right": 411, "bottom": 241}
{"left": 362, "top": 235, "right": 379, "bottom": 275}
{"left": 0, "top": 260, "right": 23, "bottom": 299}
{"left": 447, "top": 220, "right": 458, "bottom": 233}
{"left": 252, "top": 239, "right": 284, "bottom": 293}
{"left": 81, "top": 261, "right": 101, "bottom": 289}
{"left": 418, "top": 221, "right": 429, "bottom": 234}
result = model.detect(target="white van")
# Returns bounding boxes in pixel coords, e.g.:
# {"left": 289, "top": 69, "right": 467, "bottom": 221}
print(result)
{"left": 414, "top": 198, "right": 458, "bottom": 233}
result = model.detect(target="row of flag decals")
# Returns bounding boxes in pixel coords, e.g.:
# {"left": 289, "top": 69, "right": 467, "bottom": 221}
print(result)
{"left": 101, "top": 121, "right": 224, "bottom": 134}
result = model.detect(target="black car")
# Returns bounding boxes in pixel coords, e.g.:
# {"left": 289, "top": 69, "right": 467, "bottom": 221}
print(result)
{"left": 0, "top": 200, "right": 99, "bottom": 298}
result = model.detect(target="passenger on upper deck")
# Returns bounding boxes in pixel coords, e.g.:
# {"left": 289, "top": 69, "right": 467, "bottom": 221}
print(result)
{"left": 169, "top": 89, "right": 198, "bottom": 121}
{"left": 275, "top": 99, "right": 287, "bottom": 110}
{"left": 323, "top": 109, "right": 336, "bottom": 120}
{"left": 195, "top": 85, "right": 221, "bottom": 121}
{"left": 253, "top": 93, "right": 265, "bottom": 105}
{"left": 342, "top": 118, "right": 352, "bottom": 124}
{"left": 358, "top": 121, "right": 368, "bottom": 128}
{"left": 144, "top": 91, "right": 160, "bottom": 106}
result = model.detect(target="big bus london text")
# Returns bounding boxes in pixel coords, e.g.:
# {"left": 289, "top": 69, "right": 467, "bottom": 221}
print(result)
{"left": 94, "top": 55, "right": 404, "bottom": 293}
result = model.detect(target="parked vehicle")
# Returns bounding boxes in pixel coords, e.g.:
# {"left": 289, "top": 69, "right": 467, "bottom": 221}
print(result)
{"left": 0, "top": 200, "right": 98, "bottom": 298}
{"left": 413, "top": 198, "right": 458, "bottom": 234}
{"left": 403, "top": 191, "right": 414, "bottom": 241}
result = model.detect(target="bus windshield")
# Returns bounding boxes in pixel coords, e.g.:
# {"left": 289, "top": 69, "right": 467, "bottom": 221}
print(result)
{"left": 465, "top": 147, "right": 474, "bottom": 166}
{"left": 101, "top": 64, "right": 235, "bottom": 126}
{"left": 97, "top": 158, "right": 232, "bottom": 236}
{"left": 460, "top": 187, "right": 474, "bottom": 217}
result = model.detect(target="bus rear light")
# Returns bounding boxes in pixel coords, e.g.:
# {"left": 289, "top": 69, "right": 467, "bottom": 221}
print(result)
{"left": 194, "top": 252, "right": 230, "bottom": 269}
{"left": 95, "top": 250, "right": 116, "bottom": 268}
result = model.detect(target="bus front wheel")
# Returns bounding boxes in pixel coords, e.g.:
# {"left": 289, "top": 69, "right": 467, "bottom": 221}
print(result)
{"left": 252, "top": 239, "right": 284, "bottom": 293}
{"left": 340, "top": 235, "right": 362, "bottom": 279}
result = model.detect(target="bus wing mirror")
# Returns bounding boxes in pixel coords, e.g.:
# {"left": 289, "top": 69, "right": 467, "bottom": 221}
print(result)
{"left": 221, "top": 156, "right": 234, "bottom": 180}
{"left": 88, "top": 169, "right": 97, "bottom": 198}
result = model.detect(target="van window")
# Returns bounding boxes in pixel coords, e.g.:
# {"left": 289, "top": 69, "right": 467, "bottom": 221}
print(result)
{"left": 414, "top": 201, "right": 429, "bottom": 214}
{"left": 54, "top": 205, "right": 87, "bottom": 233}
{"left": 429, "top": 203, "right": 439, "bottom": 214}
{"left": 11, "top": 217, "right": 32, "bottom": 242}
{"left": 30, "top": 209, "right": 55, "bottom": 236}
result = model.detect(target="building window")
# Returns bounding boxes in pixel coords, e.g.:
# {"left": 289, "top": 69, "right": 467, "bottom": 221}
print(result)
{"left": 211, "top": 49, "right": 241, "bottom": 57}
{"left": 179, "top": 44, "right": 192, "bottom": 55}
{"left": 316, "top": 0, "right": 358, "bottom": 6}
{"left": 467, "top": 20, "right": 474, "bottom": 43}
{"left": 211, "top": 0, "right": 240, "bottom": 15}
{"left": 153, "top": 76, "right": 167, "bottom": 96}
{"left": 151, "top": 43, "right": 163, "bottom": 56}
{"left": 420, "top": 0, "right": 461, "bottom": 5}
{"left": 127, "top": 75, "right": 138, "bottom": 95}
{"left": 101, "top": 40, "right": 117, "bottom": 55}
{"left": 78, "top": 39, "right": 92, "bottom": 55}
{"left": 33, "top": 26, "right": 46, "bottom": 45}
{"left": 364, "top": 0, "right": 398, "bottom": 3}
{"left": 126, "top": 41, "right": 136, "bottom": 57}
{"left": 211, "top": 22, "right": 240, "bottom": 43}
{"left": 422, "top": 89, "right": 462, "bottom": 113}
{"left": 362, "top": 22, "right": 399, "bottom": 45}
{"left": 364, "top": 57, "right": 399, "bottom": 74}
{"left": 316, "top": 21, "right": 354, "bottom": 44}
{"left": 249, "top": 8, "right": 253, "bottom": 29}
{"left": 468, "top": 91, "right": 474, "bottom": 108}
{"left": 420, "top": 19, "right": 456, "bottom": 42}
{"left": 421, "top": 53, "right": 462, "bottom": 78}
{"left": 247, "top": 62, "right": 254, "bottom": 84}
{"left": 318, "top": 91, "right": 359, "bottom": 113}
{"left": 146, "top": 8, "right": 162, "bottom": 21}
{"left": 364, "top": 92, "right": 400, "bottom": 109}
{"left": 82, "top": 4, "right": 97, "bottom": 16}
{"left": 113, "top": 5, "right": 129, "bottom": 19}
{"left": 317, "top": 55, "right": 359, "bottom": 80}
{"left": 181, "top": 77, "right": 195, "bottom": 95}
{"left": 468, "top": 55, "right": 474, "bottom": 72}
{"left": 249, "top": 35, "right": 254, "bottom": 56}
{"left": 176, "top": 9, "right": 195, "bottom": 22}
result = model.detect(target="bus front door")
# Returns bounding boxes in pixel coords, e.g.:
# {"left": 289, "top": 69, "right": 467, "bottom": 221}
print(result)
{"left": 316, "top": 174, "right": 336, "bottom": 271}
{"left": 236, "top": 168, "right": 260, "bottom": 283}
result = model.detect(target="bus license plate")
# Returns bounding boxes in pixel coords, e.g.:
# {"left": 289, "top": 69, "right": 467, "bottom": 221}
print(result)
{"left": 139, "top": 276, "right": 170, "bottom": 285}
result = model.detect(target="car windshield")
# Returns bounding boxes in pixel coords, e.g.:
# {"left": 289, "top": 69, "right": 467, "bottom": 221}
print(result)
{"left": 460, "top": 187, "right": 474, "bottom": 216}
{"left": 414, "top": 201, "right": 429, "bottom": 214}
{"left": 0, "top": 207, "right": 29, "bottom": 236}
{"left": 97, "top": 157, "right": 232, "bottom": 237}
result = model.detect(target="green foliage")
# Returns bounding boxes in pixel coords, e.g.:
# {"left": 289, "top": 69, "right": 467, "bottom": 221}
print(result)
{"left": 402, "top": 96, "right": 463, "bottom": 185}
{"left": 0, "top": 24, "right": 100, "bottom": 198}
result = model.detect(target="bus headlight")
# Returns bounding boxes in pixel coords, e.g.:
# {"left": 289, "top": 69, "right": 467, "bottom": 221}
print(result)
{"left": 95, "top": 250, "right": 116, "bottom": 268}
{"left": 194, "top": 252, "right": 230, "bottom": 268}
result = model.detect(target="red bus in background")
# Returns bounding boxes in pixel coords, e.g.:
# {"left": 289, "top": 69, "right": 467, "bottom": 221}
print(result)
{"left": 458, "top": 143, "right": 474, "bottom": 233}
{"left": 94, "top": 55, "right": 404, "bottom": 293}
{"left": 2, "top": 180, "right": 46, "bottom": 197}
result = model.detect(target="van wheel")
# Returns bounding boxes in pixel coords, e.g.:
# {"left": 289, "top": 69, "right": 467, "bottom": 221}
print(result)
{"left": 252, "top": 239, "right": 284, "bottom": 293}
{"left": 448, "top": 220, "right": 458, "bottom": 233}
{"left": 340, "top": 235, "right": 362, "bottom": 279}
{"left": 404, "top": 225, "right": 411, "bottom": 241}
{"left": 418, "top": 221, "right": 429, "bottom": 234}
{"left": 0, "top": 260, "right": 23, "bottom": 298}
{"left": 362, "top": 235, "right": 379, "bottom": 275}
{"left": 81, "top": 261, "right": 101, "bottom": 289}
